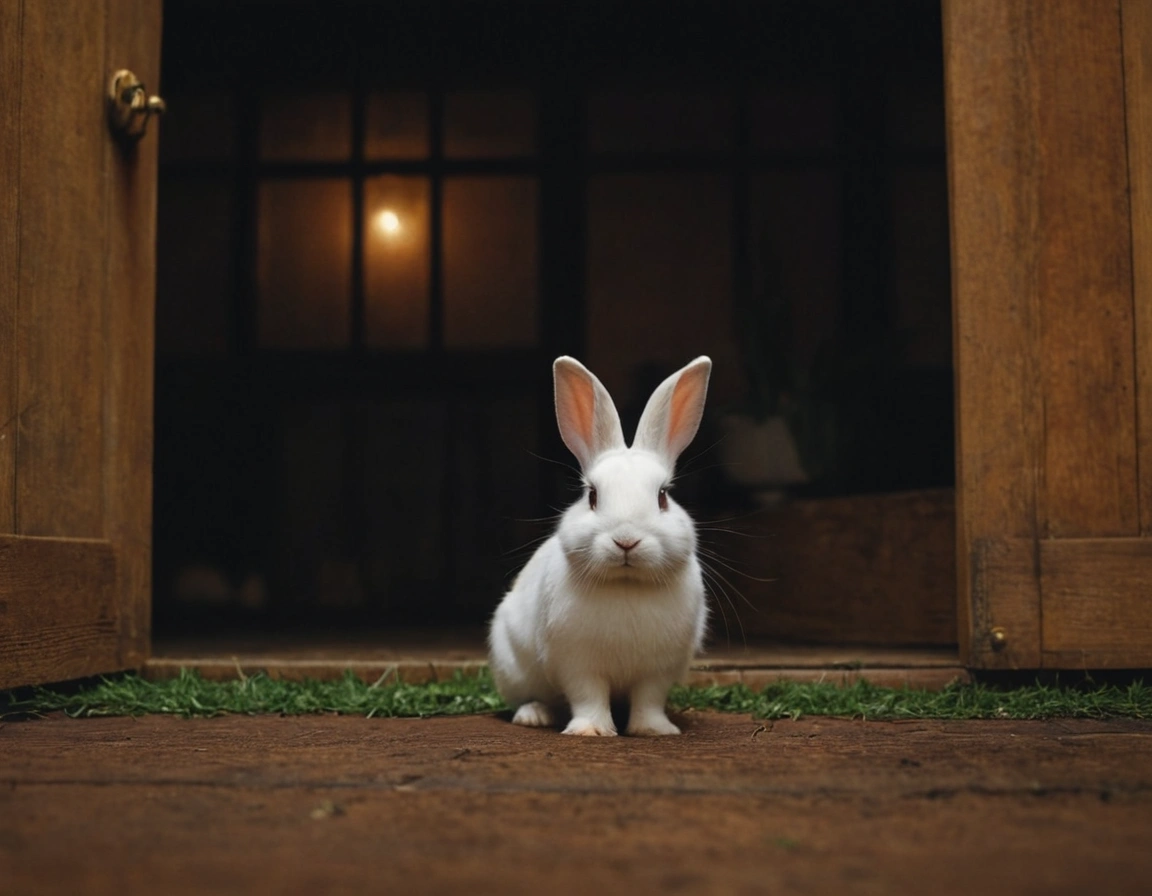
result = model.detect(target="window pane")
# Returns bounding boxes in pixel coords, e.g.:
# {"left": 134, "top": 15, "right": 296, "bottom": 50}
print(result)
{"left": 586, "top": 174, "right": 738, "bottom": 401}
{"left": 365, "top": 90, "right": 429, "bottom": 160}
{"left": 260, "top": 92, "right": 351, "bottom": 162}
{"left": 443, "top": 177, "right": 538, "bottom": 348}
{"left": 364, "top": 176, "right": 431, "bottom": 349}
{"left": 588, "top": 90, "right": 733, "bottom": 154}
{"left": 444, "top": 90, "right": 535, "bottom": 158}
{"left": 156, "top": 179, "right": 232, "bottom": 355}
{"left": 257, "top": 179, "right": 351, "bottom": 349}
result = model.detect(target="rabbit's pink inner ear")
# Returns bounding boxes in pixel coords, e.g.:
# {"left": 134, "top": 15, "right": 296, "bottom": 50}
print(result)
{"left": 555, "top": 363, "right": 596, "bottom": 467}
{"left": 665, "top": 361, "right": 711, "bottom": 460}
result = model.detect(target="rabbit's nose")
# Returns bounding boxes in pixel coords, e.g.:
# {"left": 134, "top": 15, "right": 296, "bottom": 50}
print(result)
{"left": 614, "top": 538, "right": 641, "bottom": 552}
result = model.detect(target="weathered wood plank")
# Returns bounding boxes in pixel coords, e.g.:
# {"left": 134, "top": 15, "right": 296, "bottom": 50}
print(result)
{"left": 15, "top": 0, "right": 107, "bottom": 538}
{"left": 144, "top": 637, "right": 964, "bottom": 689}
{"left": 1124, "top": 0, "right": 1152, "bottom": 535}
{"left": 104, "top": 0, "right": 160, "bottom": 667}
{"left": 0, "top": 534, "right": 119, "bottom": 689}
{"left": 943, "top": 0, "right": 1045, "bottom": 664}
{"left": 0, "top": 0, "right": 21, "bottom": 534}
{"left": 720, "top": 490, "right": 956, "bottom": 646}
{"left": 4, "top": 715, "right": 1152, "bottom": 896}
{"left": 944, "top": 0, "right": 1141, "bottom": 664}
{"left": 1041, "top": 537, "right": 1152, "bottom": 667}
{"left": 967, "top": 537, "right": 1042, "bottom": 669}
{"left": 1033, "top": 1, "right": 1137, "bottom": 538}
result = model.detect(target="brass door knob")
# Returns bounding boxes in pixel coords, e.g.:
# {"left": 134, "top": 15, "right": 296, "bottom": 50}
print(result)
{"left": 107, "top": 69, "right": 165, "bottom": 142}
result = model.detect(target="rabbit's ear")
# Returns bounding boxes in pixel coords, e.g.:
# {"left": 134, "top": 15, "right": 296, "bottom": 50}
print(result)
{"left": 632, "top": 356, "right": 712, "bottom": 468}
{"left": 554, "top": 357, "right": 626, "bottom": 471}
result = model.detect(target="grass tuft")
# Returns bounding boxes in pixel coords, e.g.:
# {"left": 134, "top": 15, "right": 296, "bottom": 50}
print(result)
{"left": 4, "top": 668, "right": 505, "bottom": 720}
{"left": 668, "top": 677, "right": 1152, "bottom": 721}
{"left": 3, "top": 670, "right": 1151, "bottom": 721}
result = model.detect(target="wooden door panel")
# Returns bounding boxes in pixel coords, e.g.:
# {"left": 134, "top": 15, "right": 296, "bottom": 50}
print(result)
{"left": 0, "top": 535, "right": 119, "bottom": 690}
{"left": 967, "top": 538, "right": 1042, "bottom": 669}
{"left": 946, "top": 0, "right": 1150, "bottom": 668}
{"left": 946, "top": 0, "right": 1061, "bottom": 665}
{"left": 0, "top": 0, "right": 158, "bottom": 687}
{"left": 1030, "top": 1, "right": 1137, "bottom": 539}
{"left": 944, "top": 0, "right": 1047, "bottom": 665}
{"left": 17, "top": 0, "right": 111, "bottom": 539}
{"left": 105, "top": 0, "right": 161, "bottom": 667}
{"left": 1125, "top": 0, "right": 1152, "bottom": 536}
{"left": 0, "top": 1, "right": 19, "bottom": 534}
{"left": 972, "top": 538, "right": 1152, "bottom": 668}
{"left": 1040, "top": 539, "right": 1152, "bottom": 666}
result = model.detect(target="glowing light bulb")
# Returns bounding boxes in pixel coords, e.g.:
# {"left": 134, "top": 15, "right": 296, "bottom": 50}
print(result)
{"left": 375, "top": 209, "right": 401, "bottom": 236}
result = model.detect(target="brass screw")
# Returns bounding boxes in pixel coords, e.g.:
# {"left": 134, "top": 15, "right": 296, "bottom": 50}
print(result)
{"left": 989, "top": 627, "right": 1008, "bottom": 650}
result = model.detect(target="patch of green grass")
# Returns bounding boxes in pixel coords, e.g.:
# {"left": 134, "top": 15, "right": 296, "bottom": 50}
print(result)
{"left": 667, "top": 678, "right": 1152, "bottom": 721}
{"left": 4, "top": 670, "right": 1151, "bottom": 721}
{"left": 4, "top": 668, "right": 505, "bottom": 720}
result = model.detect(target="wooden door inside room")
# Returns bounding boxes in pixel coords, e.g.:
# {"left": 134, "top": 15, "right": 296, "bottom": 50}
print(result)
{"left": 0, "top": 0, "right": 161, "bottom": 689}
{"left": 945, "top": 0, "right": 1152, "bottom": 670}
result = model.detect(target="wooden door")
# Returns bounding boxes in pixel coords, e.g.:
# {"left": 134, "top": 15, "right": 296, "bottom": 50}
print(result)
{"left": 946, "top": 0, "right": 1152, "bottom": 669}
{"left": 0, "top": 0, "right": 160, "bottom": 689}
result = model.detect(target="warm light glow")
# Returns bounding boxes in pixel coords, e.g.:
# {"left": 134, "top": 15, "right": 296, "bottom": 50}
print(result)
{"left": 375, "top": 209, "right": 402, "bottom": 236}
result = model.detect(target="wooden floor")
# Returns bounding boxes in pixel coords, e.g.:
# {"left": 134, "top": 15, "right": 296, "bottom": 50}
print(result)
{"left": 4, "top": 711, "right": 1152, "bottom": 895}
{"left": 149, "top": 630, "right": 968, "bottom": 689}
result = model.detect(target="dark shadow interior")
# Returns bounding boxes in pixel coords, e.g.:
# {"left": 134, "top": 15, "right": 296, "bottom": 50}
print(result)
{"left": 152, "top": 0, "right": 953, "bottom": 639}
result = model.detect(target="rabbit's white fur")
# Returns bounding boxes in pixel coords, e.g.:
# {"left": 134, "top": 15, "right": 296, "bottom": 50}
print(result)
{"left": 488, "top": 355, "right": 711, "bottom": 736}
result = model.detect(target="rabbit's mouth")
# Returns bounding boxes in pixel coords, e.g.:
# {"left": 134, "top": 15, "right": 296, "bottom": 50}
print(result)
{"left": 617, "top": 553, "right": 646, "bottom": 571}
{"left": 609, "top": 556, "right": 660, "bottom": 580}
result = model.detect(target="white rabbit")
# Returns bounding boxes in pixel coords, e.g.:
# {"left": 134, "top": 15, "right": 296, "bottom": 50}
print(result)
{"left": 488, "top": 355, "right": 712, "bottom": 736}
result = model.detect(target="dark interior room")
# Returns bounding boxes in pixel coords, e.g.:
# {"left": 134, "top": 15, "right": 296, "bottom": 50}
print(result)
{"left": 151, "top": 0, "right": 954, "bottom": 643}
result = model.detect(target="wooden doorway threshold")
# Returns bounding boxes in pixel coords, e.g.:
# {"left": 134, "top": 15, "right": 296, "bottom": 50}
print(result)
{"left": 147, "top": 631, "right": 967, "bottom": 690}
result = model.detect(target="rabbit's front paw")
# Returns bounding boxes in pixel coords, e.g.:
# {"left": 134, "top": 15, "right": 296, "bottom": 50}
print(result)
{"left": 627, "top": 715, "right": 681, "bottom": 737}
{"left": 511, "top": 701, "right": 555, "bottom": 728}
{"left": 562, "top": 717, "right": 618, "bottom": 737}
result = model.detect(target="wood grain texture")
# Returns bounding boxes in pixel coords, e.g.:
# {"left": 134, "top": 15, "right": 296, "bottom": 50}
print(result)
{"left": 1124, "top": 0, "right": 1152, "bottom": 535}
{"left": 104, "top": 0, "right": 160, "bottom": 667}
{"left": 1, "top": 0, "right": 158, "bottom": 687}
{"left": 0, "top": 534, "right": 119, "bottom": 690}
{"left": 719, "top": 490, "right": 956, "bottom": 646}
{"left": 1041, "top": 537, "right": 1152, "bottom": 667}
{"left": 15, "top": 0, "right": 107, "bottom": 538}
{"left": 0, "top": 0, "right": 21, "bottom": 535}
{"left": 1033, "top": 2, "right": 1137, "bottom": 538}
{"left": 967, "top": 537, "right": 1041, "bottom": 668}
{"left": 943, "top": 0, "right": 1045, "bottom": 663}
{"left": 5, "top": 715, "right": 1152, "bottom": 896}
{"left": 944, "top": 0, "right": 1139, "bottom": 665}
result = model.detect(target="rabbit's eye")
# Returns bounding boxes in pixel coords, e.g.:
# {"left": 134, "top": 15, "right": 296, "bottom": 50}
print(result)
{"left": 588, "top": 486, "right": 598, "bottom": 510}
{"left": 658, "top": 487, "right": 669, "bottom": 511}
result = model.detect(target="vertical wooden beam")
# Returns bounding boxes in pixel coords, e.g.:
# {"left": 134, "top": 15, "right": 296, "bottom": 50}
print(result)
{"left": 944, "top": 0, "right": 1044, "bottom": 667}
{"left": 16, "top": 0, "right": 108, "bottom": 538}
{"left": 0, "top": 0, "right": 21, "bottom": 535}
{"left": 1033, "top": 2, "right": 1136, "bottom": 539}
{"left": 1123, "top": 0, "right": 1152, "bottom": 535}
{"left": 105, "top": 0, "right": 160, "bottom": 666}
{"left": 946, "top": 0, "right": 1138, "bottom": 667}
